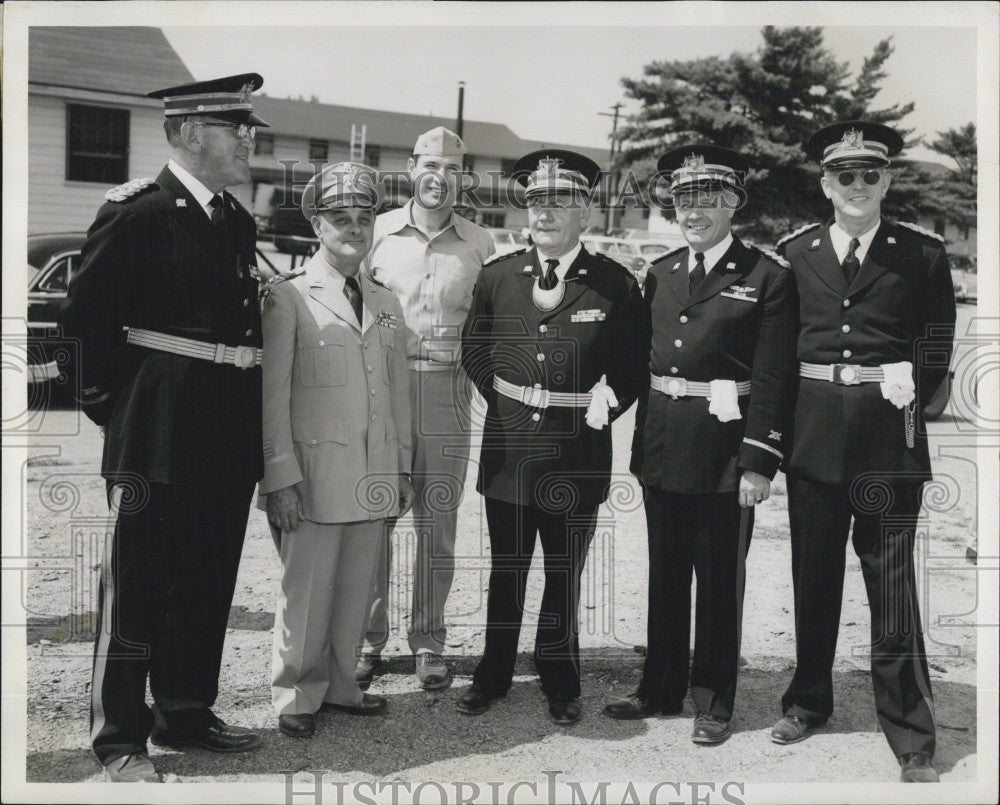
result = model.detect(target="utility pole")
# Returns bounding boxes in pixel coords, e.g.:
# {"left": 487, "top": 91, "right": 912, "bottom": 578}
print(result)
{"left": 598, "top": 102, "right": 623, "bottom": 234}
{"left": 456, "top": 81, "right": 466, "bottom": 139}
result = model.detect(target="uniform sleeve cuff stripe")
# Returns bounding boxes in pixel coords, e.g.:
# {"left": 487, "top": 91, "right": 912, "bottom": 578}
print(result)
{"left": 742, "top": 437, "right": 783, "bottom": 459}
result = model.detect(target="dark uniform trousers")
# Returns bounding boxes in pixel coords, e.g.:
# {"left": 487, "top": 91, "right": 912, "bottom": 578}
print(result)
{"left": 90, "top": 473, "right": 255, "bottom": 764}
{"left": 639, "top": 489, "right": 752, "bottom": 719}
{"left": 473, "top": 498, "right": 597, "bottom": 699}
{"left": 783, "top": 475, "right": 935, "bottom": 757}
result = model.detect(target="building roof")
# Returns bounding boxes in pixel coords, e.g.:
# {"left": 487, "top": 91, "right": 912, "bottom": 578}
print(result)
{"left": 252, "top": 94, "right": 608, "bottom": 165}
{"left": 29, "top": 27, "right": 193, "bottom": 97}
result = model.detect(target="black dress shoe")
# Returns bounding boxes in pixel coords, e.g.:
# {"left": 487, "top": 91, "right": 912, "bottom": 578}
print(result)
{"left": 320, "top": 693, "right": 388, "bottom": 716}
{"left": 151, "top": 718, "right": 262, "bottom": 753}
{"left": 602, "top": 693, "right": 658, "bottom": 720}
{"left": 354, "top": 654, "right": 381, "bottom": 691}
{"left": 691, "top": 712, "right": 731, "bottom": 744}
{"left": 548, "top": 694, "right": 582, "bottom": 725}
{"left": 456, "top": 686, "right": 503, "bottom": 715}
{"left": 899, "top": 752, "right": 939, "bottom": 782}
{"left": 278, "top": 713, "right": 315, "bottom": 737}
{"left": 770, "top": 714, "right": 810, "bottom": 745}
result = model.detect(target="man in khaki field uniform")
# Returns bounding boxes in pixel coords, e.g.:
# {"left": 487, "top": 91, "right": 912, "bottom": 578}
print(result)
{"left": 260, "top": 162, "right": 415, "bottom": 738}
{"left": 359, "top": 127, "right": 495, "bottom": 690}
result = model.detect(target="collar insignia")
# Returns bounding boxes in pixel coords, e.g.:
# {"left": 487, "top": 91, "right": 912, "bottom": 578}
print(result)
{"left": 176, "top": 198, "right": 187, "bottom": 207}
{"left": 811, "top": 238, "right": 821, "bottom": 248}
{"left": 887, "top": 236, "right": 896, "bottom": 244}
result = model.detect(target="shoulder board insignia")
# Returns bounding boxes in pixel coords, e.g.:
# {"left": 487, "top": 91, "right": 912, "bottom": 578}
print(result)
{"left": 776, "top": 223, "right": 821, "bottom": 249}
{"left": 897, "top": 221, "right": 945, "bottom": 243}
{"left": 259, "top": 269, "right": 305, "bottom": 311}
{"left": 484, "top": 247, "right": 527, "bottom": 266}
{"left": 751, "top": 245, "right": 790, "bottom": 269}
{"left": 650, "top": 245, "right": 687, "bottom": 266}
{"left": 105, "top": 177, "right": 155, "bottom": 203}
{"left": 365, "top": 272, "right": 389, "bottom": 289}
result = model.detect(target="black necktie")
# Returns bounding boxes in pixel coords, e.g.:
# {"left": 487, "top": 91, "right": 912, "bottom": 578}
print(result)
{"left": 540, "top": 258, "right": 559, "bottom": 291}
{"left": 209, "top": 194, "right": 226, "bottom": 227}
{"left": 689, "top": 252, "right": 706, "bottom": 295}
{"left": 343, "top": 274, "right": 364, "bottom": 324}
{"left": 842, "top": 237, "right": 861, "bottom": 283}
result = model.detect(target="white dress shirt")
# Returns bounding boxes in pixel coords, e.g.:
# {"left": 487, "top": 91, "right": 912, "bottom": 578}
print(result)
{"left": 168, "top": 159, "right": 218, "bottom": 220}
{"left": 829, "top": 220, "right": 881, "bottom": 264}
{"left": 688, "top": 233, "right": 734, "bottom": 274}
{"left": 537, "top": 241, "right": 583, "bottom": 280}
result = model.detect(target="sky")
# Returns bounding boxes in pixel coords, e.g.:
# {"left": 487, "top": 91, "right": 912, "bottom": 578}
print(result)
{"left": 161, "top": 19, "right": 978, "bottom": 166}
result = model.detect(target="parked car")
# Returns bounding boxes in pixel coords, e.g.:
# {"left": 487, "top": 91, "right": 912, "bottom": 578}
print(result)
{"left": 580, "top": 235, "right": 662, "bottom": 287}
{"left": 486, "top": 227, "right": 530, "bottom": 256}
{"left": 25, "top": 232, "right": 283, "bottom": 391}
{"left": 949, "top": 254, "right": 977, "bottom": 304}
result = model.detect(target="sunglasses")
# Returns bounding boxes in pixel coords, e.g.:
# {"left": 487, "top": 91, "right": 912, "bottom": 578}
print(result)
{"left": 835, "top": 169, "right": 883, "bottom": 187}
{"left": 191, "top": 121, "right": 256, "bottom": 140}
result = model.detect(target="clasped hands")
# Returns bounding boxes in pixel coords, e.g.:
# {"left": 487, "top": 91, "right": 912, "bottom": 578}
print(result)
{"left": 266, "top": 475, "right": 415, "bottom": 533}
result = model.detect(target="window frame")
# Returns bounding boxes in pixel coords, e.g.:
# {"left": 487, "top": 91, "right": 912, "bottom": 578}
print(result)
{"left": 65, "top": 103, "right": 130, "bottom": 184}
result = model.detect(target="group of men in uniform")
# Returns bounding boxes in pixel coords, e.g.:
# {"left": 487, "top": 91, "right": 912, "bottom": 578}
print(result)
{"left": 61, "top": 71, "right": 954, "bottom": 785}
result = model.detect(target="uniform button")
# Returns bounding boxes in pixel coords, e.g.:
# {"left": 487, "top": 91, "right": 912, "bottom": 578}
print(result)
{"left": 670, "top": 366, "right": 679, "bottom": 374}
{"left": 245, "top": 329, "right": 253, "bottom": 337}
{"left": 843, "top": 299, "right": 851, "bottom": 308}
{"left": 842, "top": 349, "right": 852, "bottom": 358}
{"left": 318, "top": 340, "right": 326, "bottom": 347}
{"left": 533, "top": 383, "right": 542, "bottom": 389}
{"left": 363, "top": 340, "right": 369, "bottom": 348}
{"left": 371, "top": 414, "right": 378, "bottom": 422}
{"left": 370, "top": 389, "right": 376, "bottom": 396}
{"left": 243, "top": 298, "right": 250, "bottom": 307}
{"left": 309, "top": 439, "right": 317, "bottom": 446}
{"left": 842, "top": 324, "right": 851, "bottom": 333}
{"left": 536, "top": 353, "right": 545, "bottom": 362}
{"left": 423, "top": 304, "right": 430, "bottom": 311}
{"left": 531, "top": 412, "right": 541, "bottom": 422}
{"left": 367, "top": 365, "right": 374, "bottom": 373}
{"left": 679, "top": 315, "right": 688, "bottom": 324}
{"left": 425, "top": 273, "right": 431, "bottom": 279}
{"left": 674, "top": 339, "right": 683, "bottom": 348}
{"left": 539, "top": 324, "right": 548, "bottom": 334}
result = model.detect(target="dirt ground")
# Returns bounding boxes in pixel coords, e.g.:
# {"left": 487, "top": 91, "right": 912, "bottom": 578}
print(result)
{"left": 8, "top": 303, "right": 986, "bottom": 799}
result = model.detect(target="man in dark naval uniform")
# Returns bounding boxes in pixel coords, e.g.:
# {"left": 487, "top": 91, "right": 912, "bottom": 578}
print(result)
{"left": 458, "top": 150, "right": 646, "bottom": 725}
{"left": 771, "top": 121, "right": 955, "bottom": 783}
{"left": 603, "top": 146, "right": 796, "bottom": 744}
{"left": 61, "top": 74, "right": 271, "bottom": 782}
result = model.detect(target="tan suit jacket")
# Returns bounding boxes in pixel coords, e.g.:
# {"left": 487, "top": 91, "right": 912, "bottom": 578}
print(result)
{"left": 260, "top": 252, "right": 412, "bottom": 522}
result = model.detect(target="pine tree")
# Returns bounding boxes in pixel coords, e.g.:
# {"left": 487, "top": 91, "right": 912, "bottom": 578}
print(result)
{"left": 921, "top": 123, "right": 977, "bottom": 233}
{"left": 619, "top": 27, "right": 920, "bottom": 244}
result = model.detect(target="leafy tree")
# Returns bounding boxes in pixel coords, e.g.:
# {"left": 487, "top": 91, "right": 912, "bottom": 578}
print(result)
{"left": 618, "top": 27, "right": 923, "bottom": 244}
{"left": 922, "top": 123, "right": 977, "bottom": 233}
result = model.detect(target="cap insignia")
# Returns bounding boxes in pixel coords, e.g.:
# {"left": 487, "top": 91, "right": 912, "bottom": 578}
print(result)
{"left": 842, "top": 128, "right": 864, "bottom": 148}
{"left": 238, "top": 82, "right": 254, "bottom": 104}
{"left": 537, "top": 157, "right": 561, "bottom": 177}
{"left": 682, "top": 153, "right": 706, "bottom": 169}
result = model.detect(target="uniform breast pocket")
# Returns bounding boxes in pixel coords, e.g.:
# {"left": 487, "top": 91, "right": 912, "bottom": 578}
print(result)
{"left": 296, "top": 326, "right": 347, "bottom": 387}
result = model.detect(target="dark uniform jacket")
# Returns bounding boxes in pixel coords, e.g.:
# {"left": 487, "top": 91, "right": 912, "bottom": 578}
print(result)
{"left": 779, "top": 219, "right": 956, "bottom": 484}
{"left": 61, "top": 165, "right": 264, "bottom": 485}
{"left": 631, "top": 237, "right": 796, "bottom": 493}
{"left": 461, "top": 246, "right": 647, "bottom": 508}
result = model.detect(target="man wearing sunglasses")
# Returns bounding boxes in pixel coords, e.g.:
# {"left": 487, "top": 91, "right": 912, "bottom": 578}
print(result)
{"left": 62, "top": 74, "right": 271, "bottom": 781}
{"left": 773, "top": 121, "right": 956, "bottom": 782}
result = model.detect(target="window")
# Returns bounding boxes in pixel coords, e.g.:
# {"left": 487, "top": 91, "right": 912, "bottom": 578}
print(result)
{"left": 364, "top": 144, "right": 381, "bottom": 168}
{"left": 480, "top": 211, "right": 506, "bottom": 228}
{"left": 66, "top": 104, "right": 129, "bottom": 183}
{"left": 254, "top": 133, "right": 275, "bottom": 156}
{"left": 35, "top": 253, "right": 81, "bottom": 294}
{"left": 309, "top": 139, "right": 328, "bottom": 161}
{"left": 500, "top": 158, "right": 517, "bottom": 176}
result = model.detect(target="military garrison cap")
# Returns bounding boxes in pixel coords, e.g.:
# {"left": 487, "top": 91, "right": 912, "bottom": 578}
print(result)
{"left": 807, "top": 120, "right": 903, "bottom": 169}
{"left": 413, "top": 126, "right": 466, "bottom": 157}
{"left": 147, "top": 72, "right": 270, "bottom": 127}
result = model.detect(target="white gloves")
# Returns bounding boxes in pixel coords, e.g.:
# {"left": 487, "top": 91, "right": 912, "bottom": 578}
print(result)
{"left": 586, "top": 374, "right": 619, "bottom": 430}
{"left": 708, "top": 379, "right": 742, "bottom": 422}
{"left": 880, "top": 362, "right": 915, "bottom": 409}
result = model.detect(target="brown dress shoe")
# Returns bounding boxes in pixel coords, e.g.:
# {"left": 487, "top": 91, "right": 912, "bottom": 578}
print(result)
{"left": 105, "top": 751, "right": 159, "bottom": 782}
{"left": 548, "top": 693, "right": 582, "bottom": 725}
{"left": 278, "top": 713, "right": 315, "bottom": 737}
{"left": 692, "top": 712, "right": 731, "bottom": 744}
{"left": 770, "top": 714, "right": 810, "bottom": 745}
{"left": 415, "top": 653, "right": 452, "bottom": 690}
{"left": 320, "top": 692, "right": 388, "bottom": 716}
{"left": 899, "top": 753, "right": 939, "bottom": 782}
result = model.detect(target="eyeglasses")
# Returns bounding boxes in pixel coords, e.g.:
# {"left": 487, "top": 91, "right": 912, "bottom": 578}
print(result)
{"left": 190, "top": 121, "right": 256, "bottom": 140}
{"left": 835, "top": 169, "right": 883, "bottom": 187}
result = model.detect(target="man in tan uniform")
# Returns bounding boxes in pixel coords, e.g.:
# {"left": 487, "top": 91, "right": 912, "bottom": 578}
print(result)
{"left": 360, "top": 127, "right": 495, "bottom": 690}
{"left": 260, "top": 162, "right": 414, "bottom": 738}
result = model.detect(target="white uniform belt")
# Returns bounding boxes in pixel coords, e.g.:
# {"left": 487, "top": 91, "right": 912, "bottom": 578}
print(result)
{"left": 799, "top": 362, "right": 884, "bottom": 385}
{"left": 493, "top": 376, "right": 592, "bottom": 409}
{"left": 126, "top": 328, "right": 262, "bottom": 369}
{"left": 650, "top": 373, "right": 751, "bottom": 398}
{"left": 408, "top": 359, "right": 457, "bottom": 372}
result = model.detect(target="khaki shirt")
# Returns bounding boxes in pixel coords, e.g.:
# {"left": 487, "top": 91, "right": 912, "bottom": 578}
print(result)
{"left": 367, "top": 201, "right": 495, "bottom": 367}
